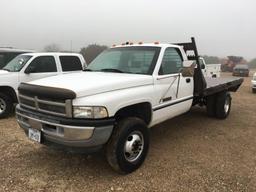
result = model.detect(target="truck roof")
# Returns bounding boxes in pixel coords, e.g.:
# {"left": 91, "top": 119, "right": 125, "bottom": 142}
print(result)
{"left": 112, "top": 43, "right": 182, "bottom": 49}
{"left": 21, "top": 52, "right": 82, "bottom": 56}
{"left": 0, "top": 47, "right": 34, "bottom": 53}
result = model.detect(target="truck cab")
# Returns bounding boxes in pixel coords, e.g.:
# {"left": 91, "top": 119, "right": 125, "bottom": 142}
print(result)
{"left": 15, "top": 38, "right": 243, "bottom": 174}
{"left": 0, "top": 52, "right": 86, "bottom": 118}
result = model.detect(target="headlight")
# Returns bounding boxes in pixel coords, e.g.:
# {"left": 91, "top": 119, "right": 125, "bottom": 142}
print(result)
{"left": 73, "top": 106, "right": 108, "bottom": 119}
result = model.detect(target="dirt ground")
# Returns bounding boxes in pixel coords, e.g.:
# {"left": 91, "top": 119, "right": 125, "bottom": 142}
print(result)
{"left": 0, "top": 72, "right": 256, "bottom": 192}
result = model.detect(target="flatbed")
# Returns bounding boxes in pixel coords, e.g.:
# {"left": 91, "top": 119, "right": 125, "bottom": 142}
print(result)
{"left": 203, "top": 77, "right": 243, "bottom": 96}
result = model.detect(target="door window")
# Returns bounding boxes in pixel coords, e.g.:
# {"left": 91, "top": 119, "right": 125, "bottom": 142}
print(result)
{"left": 27, "top": 56, "right": 57, "bottom": 73}
{"left": 0, "top": 54, "right": 4, "bottom": 68}
{"left": 59, "top": 56, "right": 82, "bottom": 71}
{"left": 159, "top": 48, "right": 183, "bottom": 75}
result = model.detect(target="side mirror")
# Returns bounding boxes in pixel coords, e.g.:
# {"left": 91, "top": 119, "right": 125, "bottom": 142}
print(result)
{"left": 24, "top": 66, "right": 36, "bottom": 74}
{"left": 180, "top": 66, "right": 195, "bottom": 77}
{"left": 201, "top": 64, "right": 206, "bottom": 69}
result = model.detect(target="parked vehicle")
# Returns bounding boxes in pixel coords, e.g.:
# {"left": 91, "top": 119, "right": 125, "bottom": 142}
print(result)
{"left": 232, "top": 64, "right": 250, "bottom": 77}
{"left": 16, "top": 38, "right": 243, "bottom": 174}
{"left": 0, "top": 47, "right": 34, "bottom": 69}
{"left": 221, "top": 56, "right": 246, "bottom": 72}
{"left": 252, "top": 72, "right": 256, "bottom": 93}
{"left": 199, "top": 57, "right": 221, "bottom": 78}
{"left": 0, "top": 52, "right": 86, "bottom": 118}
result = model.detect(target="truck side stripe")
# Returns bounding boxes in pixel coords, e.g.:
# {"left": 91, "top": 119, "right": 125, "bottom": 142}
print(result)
{"left": 153, "top": 96, "right": 193, "bottom": 111}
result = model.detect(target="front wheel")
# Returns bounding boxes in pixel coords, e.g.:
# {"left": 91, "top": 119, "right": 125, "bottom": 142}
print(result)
{"left": 105, "top": 117, "right": 149, "bottom": 174}
{"left": 0, "top": 93, "right": 13, "bottom": 119}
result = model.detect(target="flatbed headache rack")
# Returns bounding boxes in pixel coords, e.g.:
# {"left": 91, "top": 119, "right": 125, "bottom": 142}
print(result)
{"left": 174, "top": 37, "right": 200, "bottom": 65}
{"left": 173, "top": 37, "right": 207, "bottom": 96}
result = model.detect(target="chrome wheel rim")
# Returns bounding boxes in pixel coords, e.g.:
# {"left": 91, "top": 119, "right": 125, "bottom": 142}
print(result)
{"left": 0, "top": 98, "right": 6, "bottom": 114}
{"left": 124, "top": 131, "right": 144, "bottom": 162}
{"left": 224, "top": 97, "right": 230, "bottom": 114}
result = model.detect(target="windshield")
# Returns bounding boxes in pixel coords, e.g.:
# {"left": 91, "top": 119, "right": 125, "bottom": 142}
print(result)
{"left": 3, "top": 55, "right": 32, "bottom": 72}
{"left": 87, "top": 46, "right": 161, "bottom": 75}
{"left": 235, "top": 64, "right": 249, "bottom": 69}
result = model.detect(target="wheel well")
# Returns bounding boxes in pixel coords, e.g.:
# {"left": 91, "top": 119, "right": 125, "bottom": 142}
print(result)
{"left": 0, "top": 86, "right": 17, "bottom": 103}
{"left": 114, "top": 102, "right": 152, "bottom": 125}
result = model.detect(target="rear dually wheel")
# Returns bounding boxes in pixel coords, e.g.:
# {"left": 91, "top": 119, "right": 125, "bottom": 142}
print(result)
{"left": 215, "top": 91, "right": 231, "bottom": 119}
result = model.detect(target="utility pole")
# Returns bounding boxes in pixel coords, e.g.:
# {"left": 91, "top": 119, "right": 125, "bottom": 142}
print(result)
{"left": 70, "top": 40, "right": 73, "bottom": 53}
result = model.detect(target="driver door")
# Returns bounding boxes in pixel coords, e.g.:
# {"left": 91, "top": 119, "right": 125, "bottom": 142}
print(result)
{"left": 152, "top": 47, "right": 193, "bottom": 125}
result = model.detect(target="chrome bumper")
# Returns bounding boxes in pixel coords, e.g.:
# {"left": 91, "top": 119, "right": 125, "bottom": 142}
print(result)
{"left": 16, "top": 105, "right": 114, "bottom": 148}
{"left": 16, "top": 111, "right": 94, "bottom": 140}
{"left": 252, "top": 81, "right": 256, "bottom": 88}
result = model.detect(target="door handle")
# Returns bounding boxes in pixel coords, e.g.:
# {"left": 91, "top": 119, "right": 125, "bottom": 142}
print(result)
{"left": 186, "top": 78, "right": 191, "bottom": 83}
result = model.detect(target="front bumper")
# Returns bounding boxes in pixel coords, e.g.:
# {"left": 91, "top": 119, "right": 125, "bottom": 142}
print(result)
{"left": 16, "top": 105, "right": 114, "bottom": 149}
{"left": 233, "top": 71, "right": 249, "bottom": 77}
{"left": 252, "top": 80, "right": 256, "bottom": 89}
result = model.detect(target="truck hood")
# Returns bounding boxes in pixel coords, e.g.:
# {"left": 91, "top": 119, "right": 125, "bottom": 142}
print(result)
{"left": 0, "top": 70, "right": 9, "bottom": 75}
{"left": 29, "top": 72, "right": 153, "bottom": 98}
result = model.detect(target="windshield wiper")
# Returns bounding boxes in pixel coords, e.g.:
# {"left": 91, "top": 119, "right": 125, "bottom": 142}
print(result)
{"left": 100, "top": 68, "right": 124, "bottom": 73}
{"left": 83, "top": 68, "right": 93, "bottom": 71}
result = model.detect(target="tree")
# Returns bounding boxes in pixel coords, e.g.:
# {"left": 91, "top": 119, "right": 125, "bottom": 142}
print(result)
{"left": 43, "top": 43, "right": 61, "bottom": 52}
{"left": 248, "top": 58, "right": 256, "bottom": 69}
{"left": 202, "top": 55, "right": 220, "bottom": 64}
{"left": 80, "top": 44, "right": 108, "bottom": 64}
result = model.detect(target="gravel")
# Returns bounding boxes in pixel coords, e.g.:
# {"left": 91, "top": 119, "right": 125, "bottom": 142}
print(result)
{"left": 0, "top": 72, "right": 256, "bottom": 192}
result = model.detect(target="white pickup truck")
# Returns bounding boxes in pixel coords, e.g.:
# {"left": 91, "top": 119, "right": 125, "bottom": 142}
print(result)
{"left": 199, "top": 57, "right": 221, "bottom": 78}
{"left": 0, "top": 52, "right": 86, "bottom": 118}
{"left": 252, "top": 72, "right": 256, "bottom": 93}
{"left": 16, "top": 38, "right": 243, "bottom": 174}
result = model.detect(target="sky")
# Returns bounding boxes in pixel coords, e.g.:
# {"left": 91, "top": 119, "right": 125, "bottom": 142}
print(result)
{"left": 0, "top": 0, "right": 255, "bottom": 60}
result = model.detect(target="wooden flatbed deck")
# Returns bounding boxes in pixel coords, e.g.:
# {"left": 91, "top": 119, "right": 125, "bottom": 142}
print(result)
{"left": 203, "top": 77, "right": 244, "bottom": 96}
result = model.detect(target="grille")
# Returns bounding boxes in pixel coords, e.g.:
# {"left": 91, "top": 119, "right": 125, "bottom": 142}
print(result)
{"left": 18, "top": 94, "right": 72, "bottom": 117}
{"left": 235, "top": 69, "right": 248, "bottom": 72}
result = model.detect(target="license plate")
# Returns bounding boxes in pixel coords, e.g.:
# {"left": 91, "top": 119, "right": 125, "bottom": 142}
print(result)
{"left": 28, "top": 128, "right": 41, "bottom": 143}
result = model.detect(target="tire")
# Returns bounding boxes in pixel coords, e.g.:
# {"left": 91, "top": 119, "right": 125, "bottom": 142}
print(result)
{"left": 253, "top": 89, "right": 256, "bottom": 94}
{"left": 105, "top": 117, "right": 149, "bottom": 174}
{"left": 206, "top": 94, "right": 216, "bottom": 117}
{"left": 0, "top": 92, "right": 13, "bottom": 119}
{"left": 215, "top": 92, "right": 231, "bottom": 119}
